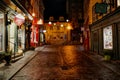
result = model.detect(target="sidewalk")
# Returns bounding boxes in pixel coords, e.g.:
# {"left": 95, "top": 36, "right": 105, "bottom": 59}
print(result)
{"left": 84, "top": 51, "right": 120, "bottom": 76}
{"left": 0, "top": 46, "right": 45, "bottom": 80}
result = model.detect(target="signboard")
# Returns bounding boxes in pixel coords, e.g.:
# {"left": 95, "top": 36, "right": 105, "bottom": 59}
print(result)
{"left": 95, "top": 3, "right": 108, "bottom": 14}
{"left": 103, "top": 25, "right": 113, "bottom": 50}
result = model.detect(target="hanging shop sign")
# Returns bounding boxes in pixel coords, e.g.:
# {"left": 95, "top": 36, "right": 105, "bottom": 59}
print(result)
{"left": 14, "top": 14, "right": 25, "bottom": 26}
{"left": 95, "top": 3, "right": 108, "bottom": 14}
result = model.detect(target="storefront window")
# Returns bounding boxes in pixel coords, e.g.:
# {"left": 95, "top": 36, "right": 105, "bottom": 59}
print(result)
{"left": 0, "top": 12, "right": 5, "bottom": 51}
{"left": 103, "top": 25, "right": 113, "bottom": 50}
{"left": 117, "top": 0, "right": 120, "bottom": 6}
{"left": 18, "top": 26, "right": 25, "bottom": 50}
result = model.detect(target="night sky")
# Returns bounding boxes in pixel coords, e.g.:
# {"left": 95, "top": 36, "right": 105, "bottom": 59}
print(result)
{"left": 43, "top": 0, "right": 66, "bottom": 20}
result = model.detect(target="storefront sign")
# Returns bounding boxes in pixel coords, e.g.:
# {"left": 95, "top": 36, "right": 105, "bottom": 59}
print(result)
{"left": 103, "top": 25, "right": 113, "bottom": 50}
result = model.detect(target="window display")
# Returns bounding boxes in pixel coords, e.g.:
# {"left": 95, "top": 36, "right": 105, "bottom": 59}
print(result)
{"left": 103, "top": 25, "right": 113, "bottom": 49}
{"left": 0, "top": 13, "right": 4, "bottom": 51}
{"left": 117, "top": 0, "right": 120, "bottom": 6}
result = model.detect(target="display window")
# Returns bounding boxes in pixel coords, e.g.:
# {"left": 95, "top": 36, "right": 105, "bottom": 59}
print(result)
{"left": 8, "top": 22, "right": 18, "bottom": 52}
{"left": 0, "top": 12, "right": 5, "bottom": 51}
{"left": 103, "top": 25, "right": 113, "bottom": 50}
{"left": 117, "top": 0, "right": 120, "bottom": 6}
{"left": 18, "top": 26, "right": 25, "bottom": 50}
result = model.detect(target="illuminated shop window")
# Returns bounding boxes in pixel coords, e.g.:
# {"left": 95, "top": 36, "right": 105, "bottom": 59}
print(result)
{"left": 117, "top": 0, "right": 120, "bottom": 6}
{"left": 103, "top": 25, "right": 113, "bottom": 50}
{"left": 0, "top": 12, "right": 4, "bottom": 51}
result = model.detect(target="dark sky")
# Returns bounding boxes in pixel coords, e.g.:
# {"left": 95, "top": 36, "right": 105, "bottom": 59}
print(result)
{"left": 43, "top": 0, "right": 66, "bottom": 20}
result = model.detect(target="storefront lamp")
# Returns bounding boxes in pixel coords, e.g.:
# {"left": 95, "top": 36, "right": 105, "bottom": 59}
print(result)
{"left": 32, "top": 13, "right": 35, "bottom": 17}
{"left": 37, "top": 19, "right": 43, "bottom": 25}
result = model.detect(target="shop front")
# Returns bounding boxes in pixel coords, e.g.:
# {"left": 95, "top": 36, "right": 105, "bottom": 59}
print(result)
{"left": 90, "top": 8, "right": 120, "bottom": 60}
{"left": 7, "top": 13, "right": 25, "bottom": 57}
{"left": 0, "top": 11, "right": 5, "bottom": 52}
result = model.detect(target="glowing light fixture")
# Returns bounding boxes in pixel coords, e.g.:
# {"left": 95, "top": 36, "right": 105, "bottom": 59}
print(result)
{"left": 61, "top": 24, "right": 64, "bottom": 27}
{"left": 43, "top": 30, "right": 46, "bottom": 33}
{"left": 32, "top": 13, "right": 35, "bottom": 17}
{"left": 37, "top": 19, "right": 43, "bottom": 25}
{"left": 48, "top": 21, "right": 52, "bottom": 25}
{"left": 66, "top": 19, "right": 69, "bottom": 22}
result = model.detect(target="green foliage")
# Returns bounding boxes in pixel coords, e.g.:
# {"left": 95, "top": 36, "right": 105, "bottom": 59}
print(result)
{"left": 103, "top": 50, "right": 113, "bottom": 61}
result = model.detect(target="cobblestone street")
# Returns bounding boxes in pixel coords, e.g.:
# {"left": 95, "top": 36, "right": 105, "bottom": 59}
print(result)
{"left": 11, "top": 45, "right": 120, "bottom": 80}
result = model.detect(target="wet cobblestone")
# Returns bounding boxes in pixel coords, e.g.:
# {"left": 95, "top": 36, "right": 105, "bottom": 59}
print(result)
{"left": 11, "top": 45, "right": 120, "bottom": 80}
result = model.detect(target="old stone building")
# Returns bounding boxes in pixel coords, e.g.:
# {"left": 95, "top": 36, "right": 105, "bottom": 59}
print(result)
{"left": 84, "top": 0, "right": 120, "bottom": 60}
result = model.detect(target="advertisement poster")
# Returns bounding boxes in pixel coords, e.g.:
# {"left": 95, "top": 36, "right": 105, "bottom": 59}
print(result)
{"left": 103, "top": 25, "right": 113, "bottom": 50}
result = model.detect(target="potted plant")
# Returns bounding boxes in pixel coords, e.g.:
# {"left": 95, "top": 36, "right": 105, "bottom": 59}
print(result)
{"left": 103, "top": 50, "right": 112, "bottom": 61}
{"left": 3, "top": 50, "right": 12, "bottom": 66}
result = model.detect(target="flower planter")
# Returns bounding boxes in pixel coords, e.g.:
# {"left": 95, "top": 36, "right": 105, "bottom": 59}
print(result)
{"left": 2, "top": 50, "right": 12, "bottom": 66}
{"left": 104, "top": 55, "right": 111, "bottom": 61}
{"left": 103, "top": 50, "right": 113, "bottom": 61}
{"left": 4, "top": 55, "right": 11, "bottom": 66}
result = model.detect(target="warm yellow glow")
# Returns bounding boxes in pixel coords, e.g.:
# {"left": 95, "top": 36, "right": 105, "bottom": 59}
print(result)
{"left": 32, "top": 13, "right": 35, "bottom": 17}
{"left": 67, "top": 24, "right": 72, "bottom": 30}
{"left": 61, "top": 24, "right": 64, "bottom": 27}
{"left": 48, "top": 21, "right": 52, "bottom": 25}
{"left": 43, "top": 30, "right": 46, "bottom": 33}
{"left": 54, "top": 23, "right": 56, "bottom": 25}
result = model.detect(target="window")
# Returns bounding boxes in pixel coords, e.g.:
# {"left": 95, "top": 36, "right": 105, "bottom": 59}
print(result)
{"left": 117, "top": 0, "right": 120, "bottom": 6}
{"left": 103, "top": 25, "right": 113, "bottom": 50}
{"left": 0, "top": 12, "right": 4, "bottom": 51}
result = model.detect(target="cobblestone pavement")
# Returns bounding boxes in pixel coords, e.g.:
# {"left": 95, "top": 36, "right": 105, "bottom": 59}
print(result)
{"left": 11, "top": 45, "right": 120, "bottom": 80}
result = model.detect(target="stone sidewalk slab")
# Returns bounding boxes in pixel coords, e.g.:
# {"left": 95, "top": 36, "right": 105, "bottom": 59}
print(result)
{"left": 0, "top": 46, "right": 45, "bottom": 80}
